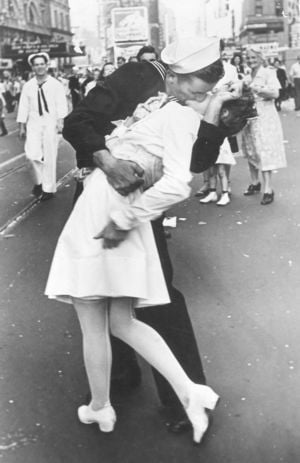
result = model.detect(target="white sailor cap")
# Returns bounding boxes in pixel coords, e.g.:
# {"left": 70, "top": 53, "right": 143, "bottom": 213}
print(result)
{"left": 28, "top": 52, "right": 50, "bottom": 66}
{"left": 161, "top": 37, "right": 221, "bottom": 74}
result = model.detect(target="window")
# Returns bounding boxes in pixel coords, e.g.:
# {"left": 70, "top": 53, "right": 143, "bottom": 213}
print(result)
{"left": 28, "top": 3, "right": 38, "bottom": 23}
{"left": 255, "top": 0, "right": 263, "bottom": 15}
{"left": 54, "top": 10, "right": 58, "bottom": 28}
{"left": 60, "top": 12, "right": 64, "bottom": 29}
{"left": 8, "top": 0, "right": 16, "bottom": 16}
{"left": 275, "top": 0, "right": 283, "bottom": 16}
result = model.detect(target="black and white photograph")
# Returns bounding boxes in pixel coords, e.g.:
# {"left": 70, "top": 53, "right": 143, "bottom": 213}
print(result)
{"left": 0, "top": 0, "right": 300, "bottom": 462}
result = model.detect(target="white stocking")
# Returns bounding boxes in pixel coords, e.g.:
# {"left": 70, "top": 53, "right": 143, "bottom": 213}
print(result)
{"left": 109, "top": 297, "right": 192, "bottom": 407}
{"left": 73, "top": 298, "right": 112, "bottom": 410}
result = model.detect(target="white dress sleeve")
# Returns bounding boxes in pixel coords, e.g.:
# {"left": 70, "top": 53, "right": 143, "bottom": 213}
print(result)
{"left": 110, "top": 104, "right": 199, "bottom": 230}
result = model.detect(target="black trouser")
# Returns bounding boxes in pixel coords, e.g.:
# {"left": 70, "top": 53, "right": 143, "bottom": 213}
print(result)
{"left": 0, "top": 118, "right": 7, "bottom": 135}
{"left": 74, "top": 181, "right": 206, "bottom": 409}
{"left": 294, "top": 78, "right": 300, "bottom": 111}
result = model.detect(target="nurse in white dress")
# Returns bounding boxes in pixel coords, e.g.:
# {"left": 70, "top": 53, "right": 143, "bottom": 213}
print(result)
{"left": 17, "top": 53, "right": 68, "bottom": 199}
{"left": 45, "top": 37, "right": 226, "bottom": 443}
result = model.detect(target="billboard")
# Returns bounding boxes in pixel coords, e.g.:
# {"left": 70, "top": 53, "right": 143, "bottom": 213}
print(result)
{"left": 111, "top": 7, "right": 149, "bottom": 43}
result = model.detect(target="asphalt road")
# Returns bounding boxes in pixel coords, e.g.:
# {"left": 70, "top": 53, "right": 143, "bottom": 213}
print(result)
{"left": 0, "top": 101, "right": 299, "bottom": 462}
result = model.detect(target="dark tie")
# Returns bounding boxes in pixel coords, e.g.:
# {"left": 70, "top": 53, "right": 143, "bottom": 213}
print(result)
{"left": 38, "top": 82, "right": 49, "bottom": 116}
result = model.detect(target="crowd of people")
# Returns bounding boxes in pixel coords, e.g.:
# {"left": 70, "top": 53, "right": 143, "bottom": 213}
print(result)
{"left": 0, "top": 37, "right": 294, "bottom": 445}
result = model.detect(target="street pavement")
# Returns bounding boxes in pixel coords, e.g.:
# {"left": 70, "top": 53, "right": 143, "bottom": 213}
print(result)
{"left": 0, "top": 101, "right": 300, "bottom": 462}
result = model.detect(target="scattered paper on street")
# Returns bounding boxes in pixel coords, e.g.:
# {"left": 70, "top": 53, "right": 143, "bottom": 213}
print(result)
{"left": 162, "top": 216, "right": 177, "bottom": 228}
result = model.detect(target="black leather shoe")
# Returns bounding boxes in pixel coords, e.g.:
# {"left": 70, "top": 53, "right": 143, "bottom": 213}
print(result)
{"left": 261, "top": 191, "right": 274, "bottom": 205}
{"left": 166, "top": 417, "right": 192, "bottom": 434}
{"left": 159, "top": 406, "right": 192, "bottom": 434}
{"left": 32, "top": 184, "right": 42, "bottom": 197}
{"left": 194, "top": 189, "right": 210, "bottom": 198}
{"left": 244, "top": 182, "right": 261, "bottom": 196}
{"left": 40, "top": 192, "right": 54, "bottom": 202}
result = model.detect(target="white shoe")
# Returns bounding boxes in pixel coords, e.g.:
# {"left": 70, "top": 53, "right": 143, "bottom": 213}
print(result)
{"left": 185, "top": 384, "right": 219, "bottom": 444}
{"left": 217, "top": 192, "right": 230, "bottom": 206}
{"left": 199, "top": 191, "right": 218, "bottom": 203}
{"left": 78, "top": 403, "right": 116, "bottom": 432}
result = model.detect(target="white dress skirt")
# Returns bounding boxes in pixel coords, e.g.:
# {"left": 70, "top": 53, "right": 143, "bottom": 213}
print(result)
{"left": 45, "top": 169, "right": 170, "bottom": 308}
{"left": 240, "top": 100, "right": 287, "bottom": 171}
{"left": 215, "top": 137, "right": 236, "bottom": 165}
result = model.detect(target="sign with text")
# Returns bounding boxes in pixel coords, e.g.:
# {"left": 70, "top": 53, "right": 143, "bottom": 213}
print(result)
{"left": 112, "top": 7, "right": 148, "bottom": 43}
{"left": 3, "top": 42, "right": 68, "bottom": 58}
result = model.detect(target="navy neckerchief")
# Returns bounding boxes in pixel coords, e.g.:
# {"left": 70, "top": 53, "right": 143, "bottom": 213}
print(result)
{"left": 37, "top": 80, "right": 49, "bottom": 116}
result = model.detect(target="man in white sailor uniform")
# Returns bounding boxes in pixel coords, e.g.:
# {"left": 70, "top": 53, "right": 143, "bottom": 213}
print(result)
{"left": 17, "top": 52, "right": 68, "bottom": 201}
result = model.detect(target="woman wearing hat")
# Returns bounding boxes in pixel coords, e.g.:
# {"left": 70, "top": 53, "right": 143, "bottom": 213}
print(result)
{"left": 45, "top": 37, "right": 238, "bottom": 444}
{"left": 241, "top": 48, "right": 287, "bottom": 205}
{"left": 17, "top": 53, "right": 68, "bottom": 201}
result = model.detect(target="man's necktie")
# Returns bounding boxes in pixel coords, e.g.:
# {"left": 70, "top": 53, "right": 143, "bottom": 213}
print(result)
{"left": 38, "top": 82, "right": 49, "bottom": 116}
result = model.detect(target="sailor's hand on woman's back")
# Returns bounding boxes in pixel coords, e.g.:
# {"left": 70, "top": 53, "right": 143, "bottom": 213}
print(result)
{"left": 93, "top": 149, "right": 144, "bottom": 196}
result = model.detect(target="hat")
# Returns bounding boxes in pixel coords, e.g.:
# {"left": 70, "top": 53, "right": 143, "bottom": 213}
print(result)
{"left": 28, "top": 52, "right": 50, "bottom": 66}
{"left": 161, "top": 37, "right": 220, "bottom": 74}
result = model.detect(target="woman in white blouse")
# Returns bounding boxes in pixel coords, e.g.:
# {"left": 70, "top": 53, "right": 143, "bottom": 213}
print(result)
{"left": 241, "top": 48, "right": 287, "bottom": 205}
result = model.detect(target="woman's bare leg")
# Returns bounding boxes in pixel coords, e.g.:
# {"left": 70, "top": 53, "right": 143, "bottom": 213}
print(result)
{"left": 262, "top": 170, "right": 272, "bottom": 193}
{"left": 248, "top": 162, "right": 260, "bottom": 185}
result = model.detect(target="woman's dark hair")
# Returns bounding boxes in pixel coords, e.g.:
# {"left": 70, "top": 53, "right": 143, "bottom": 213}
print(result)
{"left": 99, "top": 62, "right": 115, "bottom": 80}
{"left": 136, "top": 45, "right": 157, "bottom": 61}
{"left": 219, "top": 85, "right": 258, "bottom": 135}
{"left": 177, "top": 59, "right": 224, "bottom": 84}
{"left": 231, "top": 53, "right": 242, "bottom": 65}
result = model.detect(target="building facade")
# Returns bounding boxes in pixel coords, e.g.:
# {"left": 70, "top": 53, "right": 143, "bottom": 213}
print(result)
{"left": 0, "top": 0, "right": 78, "bottom": 73}
{"left": 205, "top": 0, "right": 234, "bottom": 40}
{"left": 239, "top": 0, "right": 288, "bottom": 48}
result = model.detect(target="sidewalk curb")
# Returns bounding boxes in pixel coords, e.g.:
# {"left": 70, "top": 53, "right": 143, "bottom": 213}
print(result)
{"left": 0, "top": 152, "right": 26, "bottom": 176}
{"left": 0, "top": 136, "right": 65, "bottom": 176}
{"left": 0, "top": 168, "right": 76, "bottom": 236}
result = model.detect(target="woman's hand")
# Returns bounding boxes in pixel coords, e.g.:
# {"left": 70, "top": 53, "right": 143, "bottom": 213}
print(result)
{"left": 203, "top": 81, "right": 243, "bottom": 126}
{"left": 94, "top": 220, "right": 129, "bottom": 249}
{"left": 212, "top": 80, "right": 244, "bottom": 103}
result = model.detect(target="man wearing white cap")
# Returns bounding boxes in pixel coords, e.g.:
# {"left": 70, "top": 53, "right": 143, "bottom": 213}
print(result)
{"left": 17, "top": 52, "right": 68, "bottom": 201}
{"left": 62, "top": 36, "right": 241, "bottom": 436}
